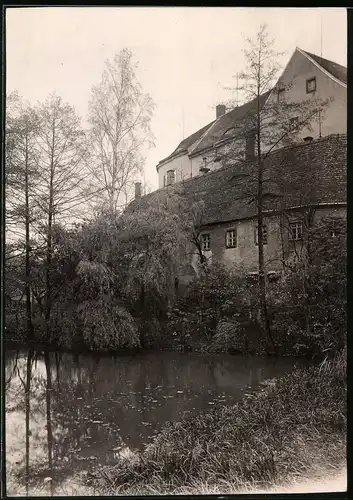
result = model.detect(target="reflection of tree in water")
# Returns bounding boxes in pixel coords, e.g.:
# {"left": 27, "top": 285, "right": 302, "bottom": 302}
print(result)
{"left": 6, "top": 349, "right": 309, "bottom": 496}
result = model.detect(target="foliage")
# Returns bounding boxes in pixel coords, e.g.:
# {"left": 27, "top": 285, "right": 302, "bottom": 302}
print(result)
{"left": 270, "top": 217, "right": 346, "bottom": 355}
{"left": 167, "top": 263, "right": 256, "bottom": 351}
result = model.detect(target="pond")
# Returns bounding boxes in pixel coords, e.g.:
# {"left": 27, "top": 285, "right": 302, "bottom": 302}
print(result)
{"left": 5, "top": 349, "right": 310, "bottom": 496}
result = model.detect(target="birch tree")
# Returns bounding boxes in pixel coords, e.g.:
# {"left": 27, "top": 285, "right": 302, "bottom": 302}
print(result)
{"left": 86, "top": 48, "right": 155, "bottom": 215}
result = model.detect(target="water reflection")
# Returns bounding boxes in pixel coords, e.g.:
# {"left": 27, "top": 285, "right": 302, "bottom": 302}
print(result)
{"left": 6, "top": 349, "right": 309, "bottom": 496}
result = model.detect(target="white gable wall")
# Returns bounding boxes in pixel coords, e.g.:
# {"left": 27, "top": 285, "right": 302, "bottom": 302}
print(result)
{"left": 266, "top": 49, "right": 346, "bottom": 143}
{"left": 157, "top": 152, "right": 192, "bottom": 188}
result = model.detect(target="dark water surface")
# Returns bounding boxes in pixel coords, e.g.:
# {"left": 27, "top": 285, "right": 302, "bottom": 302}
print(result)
{"left": 5, "top": 349, "right": 310, "bottom": 496}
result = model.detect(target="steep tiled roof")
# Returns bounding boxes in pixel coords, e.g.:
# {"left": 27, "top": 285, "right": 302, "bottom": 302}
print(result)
{"left": 135, "top": 134, "right": 346, "bottom": 226}
{"left": 157, "top": 91, "right": 271, "bottom": 169}
{"left": 189, "top": 91, "right": 271, "bottom": 157}
{"left": 158, "top": 121, "right": 215, "bottom": 166}
{"left": 300, "top": 49, "right": 347, "bottom": 84}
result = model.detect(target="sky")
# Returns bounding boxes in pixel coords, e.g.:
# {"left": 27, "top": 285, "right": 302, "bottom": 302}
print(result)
{"left": 6, "top": 7, "right": 347, "bottom": 192}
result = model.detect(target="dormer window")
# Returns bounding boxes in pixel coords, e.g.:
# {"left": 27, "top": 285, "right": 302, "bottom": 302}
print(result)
{"left": 165, "top": 169, "right": 176, "bottom": 186}
{"left": 306, "top": 77, "right": 316, "bottom": 93}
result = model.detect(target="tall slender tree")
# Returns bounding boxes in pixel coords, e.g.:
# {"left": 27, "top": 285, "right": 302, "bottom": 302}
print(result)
{"left": 6, "top": 93, "right": 40, "bottom": 340}
{"left": 34, "top": 93, "right": 88, "bottom": 342}
{"left": 211, "top": 25, "right": 330, "bottom": 351}
{"left": 86, "top": 48, "right": 155, "bottom": 215}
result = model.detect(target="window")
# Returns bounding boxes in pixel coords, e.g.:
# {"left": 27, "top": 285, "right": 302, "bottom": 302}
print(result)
{"left": 165, "top": 170, "right": 176, "bottom": 186}
{"left": 225, "top": 229, "right": 237, "bottom": 248}
{"left": 201, "top": 233, "right": 211, "bottom": 251}
{"left": 255, "top": 225, "right": 268, "bottom": 245}
{"left": 289, "top": 222, "right": 303, "bottom": 241}
{"left": 277, "top": 87, "right": 285, "bottom": 101}
{"left": 306, "top": 77, "right": 316, "bottom": 93}
{"left": 289, "top": 116, "right": 299, "bottom": 130}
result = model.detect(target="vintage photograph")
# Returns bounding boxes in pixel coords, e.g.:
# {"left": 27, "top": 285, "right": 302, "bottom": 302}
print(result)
{"left": 4, "top": 6, "right": 347, "bottom": 496}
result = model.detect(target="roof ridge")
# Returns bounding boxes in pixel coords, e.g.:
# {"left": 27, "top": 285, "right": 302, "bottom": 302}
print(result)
{"left": 175, "top": 133, "right": 347, "bottom": 188}
{"left": 298, "top": 47, "right": 346, "bottom": 69}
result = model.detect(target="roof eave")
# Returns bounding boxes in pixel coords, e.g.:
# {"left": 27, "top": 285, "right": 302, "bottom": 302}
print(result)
{"left": 156, "top": 149, "right": 188, "bottom": 171}
{"left": 297, "top": 47, "right": 347, "bottom": 88}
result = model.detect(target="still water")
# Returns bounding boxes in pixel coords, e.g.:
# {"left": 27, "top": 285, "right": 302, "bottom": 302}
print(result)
{"left": 5, "top": 349, "right": 309, "bottom": 496}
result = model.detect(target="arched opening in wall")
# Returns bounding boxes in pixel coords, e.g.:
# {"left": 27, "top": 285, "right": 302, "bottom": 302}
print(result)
{"left": 164, "top": 169, "right": 176, "bottom": 186}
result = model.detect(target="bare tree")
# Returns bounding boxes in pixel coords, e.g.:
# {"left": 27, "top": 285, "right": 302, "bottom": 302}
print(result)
{"left": 34, "top": 93, "right": 88, "bottom": 342}
{"left": 209, "top": 25, "right": 330, "bottom": 352}
{"left": 86, "top": 48, "right": 155, "bottom": 215}
{"left": 6, "top": 92, "right": 41, "bottom": 340}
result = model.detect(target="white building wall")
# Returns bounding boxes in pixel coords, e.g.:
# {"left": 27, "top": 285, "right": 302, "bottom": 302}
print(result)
{"left": 157, "top": 152, "right": 192, "bottom": 188}
{"left": 266, "top": 50, "right": 347, "bottom": 143}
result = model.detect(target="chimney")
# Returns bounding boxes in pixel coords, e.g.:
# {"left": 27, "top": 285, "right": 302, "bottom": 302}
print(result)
{"left": 216, "top": 104, "right": 226, "bottom": 119}
{"left": 135, "top": 182, "right": 142, "bottom": 200}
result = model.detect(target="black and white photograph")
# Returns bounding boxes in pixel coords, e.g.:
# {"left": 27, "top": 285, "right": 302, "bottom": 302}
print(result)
{"left": 3, "top": 6, "right": 347, "bottom": 496}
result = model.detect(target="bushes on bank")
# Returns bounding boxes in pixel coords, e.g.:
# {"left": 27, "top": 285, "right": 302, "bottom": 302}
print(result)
{"left": 5, "top": 216, "right": 346, "bottom": 356}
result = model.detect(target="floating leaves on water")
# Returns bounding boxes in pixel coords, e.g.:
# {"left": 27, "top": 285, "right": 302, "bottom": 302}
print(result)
{"left": 176, "top": 391, "right": 183, "bottom": 394}
{"left": 91, "top": 420, "right": 103, "bottom": 424}
{"left": 152, "top": 400, "right": 158, "bottom": 403}
{"left": 141, "top": 421, "right": 152, "bottom": 426}
{"left": 208, "top": 402, "right": 215, "bottom": 405}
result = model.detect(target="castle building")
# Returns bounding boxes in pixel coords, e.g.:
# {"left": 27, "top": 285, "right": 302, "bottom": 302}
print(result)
{"left": 132, "top": 48, "right": 347, "bottom": 283}
{"left": 156, "top": 48, "right": 346, "bottom": 190}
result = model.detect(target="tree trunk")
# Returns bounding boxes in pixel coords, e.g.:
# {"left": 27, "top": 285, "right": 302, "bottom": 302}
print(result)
{"left": 139, "top": 283, "right": 146, "bottom": 348}
{"left": 24, "top": 138, "right": 34, "bottom": 342}
{"left": 44, "top": 351, "right": 54, "bottom": 496}
{"left": 256, "top": 95, "right": 276, "bottom": 354}
{"left": 25, "top": 349, "right": 33, "bottom": 497}
{"left": 45, "top": 152, "right": 55, "bottom": 344}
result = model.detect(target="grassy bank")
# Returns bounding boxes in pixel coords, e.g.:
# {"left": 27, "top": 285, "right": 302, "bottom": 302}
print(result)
{"left": 87, "top": 349, "right": 346, "bottom": 495}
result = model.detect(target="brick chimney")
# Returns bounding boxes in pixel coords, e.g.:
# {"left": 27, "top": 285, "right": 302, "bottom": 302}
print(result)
{"left": 135, "top": 182, "right": 142, "bottom": 200}
{"left": 216, "top": 104, "right": 226, "bottom": 119}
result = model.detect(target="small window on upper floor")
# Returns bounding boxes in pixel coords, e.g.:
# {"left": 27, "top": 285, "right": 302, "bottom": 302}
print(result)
{"left": 201, "top": 233, "right": 211, "bottom": 251}
{"left": 164, "top": 169, "right": 176, "bottom": 186}
{"left": 289, "top": 222, "right": 303, "bottom": 241}
{"left": 306, "top": 77, "right": 316, "bottom": 93}
{"left": 225, "top": 229, "right": 237, "bottom": 248}
{"left": 255, "top": 225, "right": 268, "bottom": 245}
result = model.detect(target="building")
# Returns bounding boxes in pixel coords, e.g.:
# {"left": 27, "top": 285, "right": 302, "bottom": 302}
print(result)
{"left": 156, "top": 48, "right": 347, "bottom": 190}
{"left": 131, "top": 48, "right": 346, "bottom": 283}
{"left": 133, "top": 133, "right": 346, "bottom": 284}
